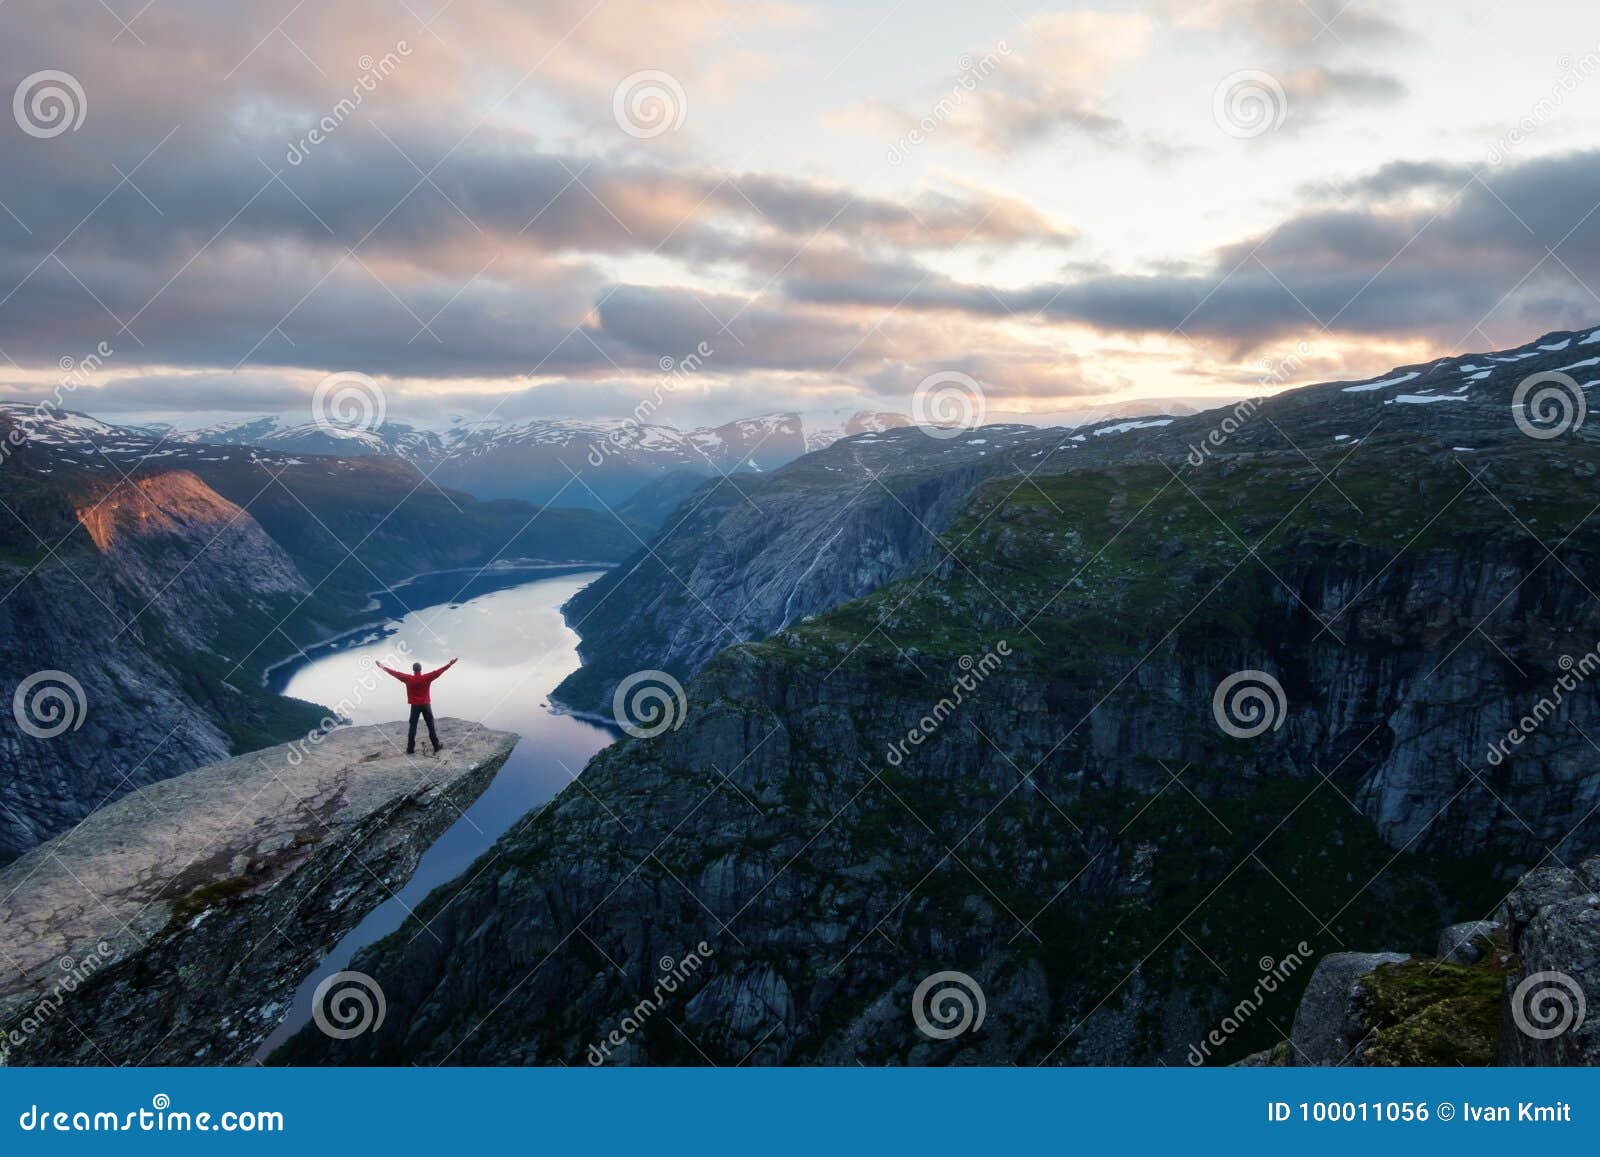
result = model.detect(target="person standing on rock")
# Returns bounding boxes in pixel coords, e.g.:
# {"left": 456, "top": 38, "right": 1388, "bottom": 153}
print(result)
{"left": 377, "top": 658, "right": 458, "bottom": 754}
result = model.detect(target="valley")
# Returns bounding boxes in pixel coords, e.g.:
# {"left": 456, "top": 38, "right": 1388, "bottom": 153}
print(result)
{"left": 6, "top": 325, "right": 1600, "bottom": 1066}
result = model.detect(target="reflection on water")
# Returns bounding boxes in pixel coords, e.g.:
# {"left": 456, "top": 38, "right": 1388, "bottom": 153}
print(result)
{"left": 257, "top": 567, "right": 616, "bottom": 1057}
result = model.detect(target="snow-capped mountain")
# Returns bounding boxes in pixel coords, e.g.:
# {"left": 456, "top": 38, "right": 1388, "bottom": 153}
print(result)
{"left": 803, "top": 410, "right": 914, "bottom": 451}
{"left": 155, "top": 412, "right": 810, "bottom": 507}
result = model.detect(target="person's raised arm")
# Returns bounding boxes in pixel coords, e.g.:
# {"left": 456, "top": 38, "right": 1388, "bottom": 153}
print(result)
{"left": 375, "top": 662, "right": 406, "bottom": 681}
{"left": 426, "top": 658, "right": 458, "bottom": 680}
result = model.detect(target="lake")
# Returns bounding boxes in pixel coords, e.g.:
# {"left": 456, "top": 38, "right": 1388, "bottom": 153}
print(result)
{"left": 255, "top": 566, "right": 617, "bottom": 1056}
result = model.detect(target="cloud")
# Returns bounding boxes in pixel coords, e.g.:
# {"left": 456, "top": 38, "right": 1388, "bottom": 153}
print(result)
{"left": 1281, "top": 66, "right": 1407, "bottom": 114}
{"left": 782, "top": 149, "right": 1600, "bottom": 352}
{"left": 1179, "top": 0, "right": 1408, "bottom": 53}
{"left": 835, "top": 10, "right": 1155, "bottom": 157}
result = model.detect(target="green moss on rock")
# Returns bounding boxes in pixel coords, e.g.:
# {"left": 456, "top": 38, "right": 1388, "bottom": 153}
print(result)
{"left": 1360, "top": 953, "right": 1510, "bottom": 1066}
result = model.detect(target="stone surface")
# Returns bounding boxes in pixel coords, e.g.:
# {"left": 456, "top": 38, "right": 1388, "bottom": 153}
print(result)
{"left": 0, "top": 720, "right": 515, "bottom": 1065}
{"left": 1287, "top": 953, "right": 1410, "bottom": 1066}
{"left": 1497, "top": 857, "right": 1600, "bottom": 1066}
{"left": 1437, "top": 921, "right": 1501, "bottom": 965}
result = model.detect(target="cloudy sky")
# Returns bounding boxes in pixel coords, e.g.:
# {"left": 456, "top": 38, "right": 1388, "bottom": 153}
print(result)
{"left": 3, "top": 0, "right": 1600, "bottom": 427}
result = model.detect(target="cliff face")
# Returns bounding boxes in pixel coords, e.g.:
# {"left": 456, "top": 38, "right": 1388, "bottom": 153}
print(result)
{"left": 0, "top": 721, "right": 516, "bottom": 1065}
{"left": 286, "top": 431, "right": 1600, "bottom": 1066}
{"left": 553, "top": 424, "right": 1060, "bottom": 714}
{"left": 0, "top": 470, "right": 316, "bottom": 859}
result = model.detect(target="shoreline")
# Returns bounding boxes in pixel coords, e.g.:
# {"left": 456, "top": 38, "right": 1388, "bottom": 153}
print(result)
{"left": 259, "top": 559, "right": 614, "bottom": 690}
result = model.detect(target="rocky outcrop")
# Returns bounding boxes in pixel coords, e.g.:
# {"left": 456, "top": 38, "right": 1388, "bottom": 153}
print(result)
{"left": 0, "top": 422, "right": 636, "bottom": 860}
{"left": 0, "top": 721, "right": 516, "bottom": 1065}
{"left": 1288, "top": 953, "right": 1412, "bottom": 1065}
{"left": 1270, "top": 858, "right": 1600, "bottom": 1067}
{"left": 1498, "top": 858, "right": 1600, "bottom": 1065}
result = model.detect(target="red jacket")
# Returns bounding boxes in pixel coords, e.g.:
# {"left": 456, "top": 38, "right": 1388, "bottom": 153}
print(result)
{"left": 379, "top": 660, "right": 455, "bottom": 705}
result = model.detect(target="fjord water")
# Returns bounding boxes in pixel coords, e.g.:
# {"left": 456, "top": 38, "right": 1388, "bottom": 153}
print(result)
{"left": 256, "top": 567, "right": 617, "bottom": 1056}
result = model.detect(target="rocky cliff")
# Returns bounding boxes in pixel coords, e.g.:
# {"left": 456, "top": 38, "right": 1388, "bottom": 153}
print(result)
{"left": 0, "top": 414, "right": 635, "bottom": 860}
{"left": 1266, "top": 855, "right": 1599, "bottom": 1066}
{"left": 0, "top": 721, "right": 516, "bottom": 1065}
{"left": 0, "top": 469, "right": 320, "bottom": 859}
{"left": 285, "top": 399, "right": 1600, "bottom": 1065}
{"left": 553, "top": 423, "right": 1061, "bottom": 714}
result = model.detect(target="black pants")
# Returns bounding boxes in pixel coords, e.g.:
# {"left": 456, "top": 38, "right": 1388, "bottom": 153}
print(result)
{"left": 407, "top": 704, "right": 440, "bottom": 752}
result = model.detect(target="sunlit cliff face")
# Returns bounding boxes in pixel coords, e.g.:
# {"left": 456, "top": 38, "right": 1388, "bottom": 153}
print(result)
{"left": 74, "top": 472, "right": 247, "bottom": 553}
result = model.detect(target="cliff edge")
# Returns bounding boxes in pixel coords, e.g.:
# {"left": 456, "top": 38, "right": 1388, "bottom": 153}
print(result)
{"left": 0, "top": 720, "right": 516, "bottom": 1065}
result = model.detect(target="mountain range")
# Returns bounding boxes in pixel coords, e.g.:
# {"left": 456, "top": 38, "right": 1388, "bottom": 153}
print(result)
{"left": 268, "top": 323, "right": 1600, "bottom": 1066}
{"left": 7, "top": 325, "right": 1600, "bottom": 1065}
